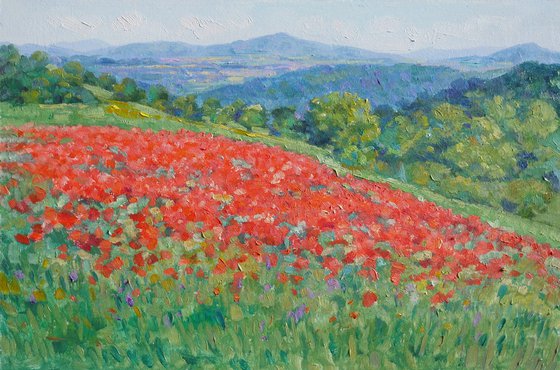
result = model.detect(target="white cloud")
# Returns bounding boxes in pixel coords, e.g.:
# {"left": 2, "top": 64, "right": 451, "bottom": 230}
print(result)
{"left": 112, "top": 12, "right": 146, "bottom": 32}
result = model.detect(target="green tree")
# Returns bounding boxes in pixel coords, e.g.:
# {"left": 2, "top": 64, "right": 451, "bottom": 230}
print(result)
{"left": 172, "top": 95, "right": 200, "bottom": 120}
{"left": 0, "top": 44, "right": 23, "bottom": 102}
{"left": 98, "top": 73, "right": 117, "bottom": 91}
{"left": 216, "top": 99, "right": 246, "bottom": 126}
{"left": 514, "top": 100, "right": 559, "bottom": 150}
{"left": 271, "top": 106, "right": 301, "bottom": 135}
{"left": 201, "top": 97, "right": 222, "bottom": 123}
{"left": 238, "top": 104, "right": 267, "bottom": 131}
{"left": 303, "top": 92, "right": 379, "bottom": 147}
{"left": 334, "top": 112, "right": 381, "bottom": 168}
{"left": 112, "top": 78, "right": 145, "bottom": 102}
{"left": 147, "top": 84, "right": 170, "bottom": 111}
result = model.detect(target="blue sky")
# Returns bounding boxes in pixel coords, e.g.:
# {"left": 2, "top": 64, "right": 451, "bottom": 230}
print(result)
{"left": 1, "top": 0, "right": 559, "bottom": 52}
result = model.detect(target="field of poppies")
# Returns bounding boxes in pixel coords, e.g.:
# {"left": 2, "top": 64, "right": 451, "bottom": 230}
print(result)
{"left": 1, "top": 124, "right": 559, "bottom": 368}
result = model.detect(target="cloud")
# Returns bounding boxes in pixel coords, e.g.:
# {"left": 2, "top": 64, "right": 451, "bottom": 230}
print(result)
{"left": 47, "top": 15, "right": 102, "bottom": 35}
{"left": 112, "top": 12, "right": 146, "bottom": 32}
{"left": 179, "top": 15, "right": 255, "bottom": 41}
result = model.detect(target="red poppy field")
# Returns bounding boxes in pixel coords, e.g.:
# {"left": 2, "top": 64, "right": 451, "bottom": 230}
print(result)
{"left": 1, "top": 124, "right": 559, "bottom": 368}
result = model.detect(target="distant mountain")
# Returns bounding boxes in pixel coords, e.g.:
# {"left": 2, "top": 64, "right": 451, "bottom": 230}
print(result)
{"left": 15, "top": 43, "right": 77, "bottom": 57}
{"left": 53, "top": 39, "right": 112, "bottom": 54}
{"left": 447, "top": 43, "right": 560, "bottom": 68}
{"left": 489, "top": 43, "right": 560, "bottom": 64}
{"left": 404, "top": 46, "right": 500, "bottom": 62}
{"left": 91, "top": 41, "right": 204, "bottom": 60}
{"left": 200, "top": 63, "right": 469, "bottom": 111}
{"left": 89, "top": 33, "right": 401, "bottom": 63}
{"left": 203, "top": 33, "right": 399, "bottom": 61}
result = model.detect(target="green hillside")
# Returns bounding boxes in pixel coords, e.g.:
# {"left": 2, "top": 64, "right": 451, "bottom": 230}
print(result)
{"left": 2, "top": 100, "right": 558, "bottom": 247}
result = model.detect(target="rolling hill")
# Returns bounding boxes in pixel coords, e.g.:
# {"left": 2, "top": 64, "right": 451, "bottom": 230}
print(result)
{"left": 200, "top": 63, "right": 471, "bottom": 110}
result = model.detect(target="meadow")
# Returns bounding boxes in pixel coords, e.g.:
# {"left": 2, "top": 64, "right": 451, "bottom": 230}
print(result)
{"left": 0, "top": 121, "right": 558, "bottom": 369}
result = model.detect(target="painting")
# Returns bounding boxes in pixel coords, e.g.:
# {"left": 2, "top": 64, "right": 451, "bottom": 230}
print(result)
{"left": 1, "top": 1, "right": 559, "bottom": 368}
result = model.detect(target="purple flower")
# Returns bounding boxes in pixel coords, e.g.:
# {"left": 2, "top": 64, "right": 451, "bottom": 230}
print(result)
{"left": 29, "top": 294, "right": 37, "bottom": 304}
{"left": 326, "top": 278, "right": 340, "bottom": 291}
{"left": 126, "top": 294, "right": 134, "bottom": 307}
{"left": 14, "top": 270, "right": 24, "bottom": 280}
{"left": 69, "top": 271, "right": 78, "bottom": 282}
{"left": 287, "top": 304, "right": 307, "bottom": 324}
{"left": 473, "top": 312, "right": 482, "bottom": 326}
{"left": 265, "top": 256, "right": 272, "bottom": 270}
{"left": 294, "top": 304, "right": 306, "bottom": 322}
{"left": 307, "top": 289, "right": 315, "bottom": 299}
{"left": 264, "top": 284, "right": 271, "bottom": 292}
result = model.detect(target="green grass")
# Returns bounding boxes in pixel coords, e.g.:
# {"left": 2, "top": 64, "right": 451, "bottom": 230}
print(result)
{"left": 0, "top": 191, "right": 558, "bottom": 369}
{"left": 1, "top": 101, "right": 558, "bottom": 247}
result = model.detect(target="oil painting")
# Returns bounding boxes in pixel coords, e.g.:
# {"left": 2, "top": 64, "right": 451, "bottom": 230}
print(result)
{"left": 1, "top": 1, "right": 559, "bottom": 368}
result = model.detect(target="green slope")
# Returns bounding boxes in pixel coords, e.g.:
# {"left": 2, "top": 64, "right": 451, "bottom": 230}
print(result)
{"left": 1, "top": 100, "right": 558, "bottom": 246}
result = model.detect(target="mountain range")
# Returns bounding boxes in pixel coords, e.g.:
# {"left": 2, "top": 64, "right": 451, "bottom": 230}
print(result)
{"left": 5, "top": 33, "right": 560, "bottom": 66}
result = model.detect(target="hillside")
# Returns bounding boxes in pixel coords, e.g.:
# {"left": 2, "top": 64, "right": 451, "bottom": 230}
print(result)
{"left": 201, "top": 63, "right": 470, "bottom": 110}
{"left": 2, "top": 100, "right": 559, "bottom": 245}
{"left": 370, "top": 63, "right": 560, "bottom": 226}
{"left": 1, "top": 123, "right": 559, "bottom": 368}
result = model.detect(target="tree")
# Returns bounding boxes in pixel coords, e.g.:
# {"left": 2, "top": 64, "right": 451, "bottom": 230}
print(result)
{"left": 201, "top": 97, "right": 222, "bottom": 123}
{"left": 334, "top": 111, "right": 381, "bottom": 168}
{"left": 238, "top": 104, "right": 267, "bottom": 131}
{"left": 216, "top": 99, "right": 246, "bottom": 125}
{"left": 514, "top": 100, "right": 558, "bottom": 150}
{"left": 98, "top": 73, "right": 117, "bottom": 91}
{"left": 302, "top": 92, "right": 378, "bottom": 146}
{"left": 112, "top": 78, "right": 145, "bottom": 102}
{"left": 0, "top": 44, "right": 22, "bottom": 102}
{"left": 147, "top": 84, "right": 170, "bottom": 111}
{"left": 377, "top": 112, "right": 429, "bottom": 181}
{"left": 172, "top": 95, "right": 200, "bottom": 120}
{"left": 271, "top": 106, "right": 301, "bottom": 135}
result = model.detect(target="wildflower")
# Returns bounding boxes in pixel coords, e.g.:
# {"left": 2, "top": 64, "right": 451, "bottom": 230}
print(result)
{"left": 69, "top": 271, "right": 78, "bottom": 283}
{"left": 473, "top": 312, "right": 481, "bottom": 326}
{"left": 14, "top": 270, "right": 24, "bottom": 280}
{"left": 326, "top": 278, "right": 340, "bottom": 291}
{"left": 126, "top": 294, "right": 134, "bottom": 307}
{"left": 287, "top": 304, "right": 306, "bottom": 324}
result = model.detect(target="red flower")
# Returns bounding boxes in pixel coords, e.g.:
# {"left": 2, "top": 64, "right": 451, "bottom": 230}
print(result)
{"left": 362, "top": 291, "right": 378, "bottom": 307}
{"left": 28, "top": 187, "right": 47, "bottom": 203}
{"left": 15, "top": 234, "right": 30, "bottom": 245}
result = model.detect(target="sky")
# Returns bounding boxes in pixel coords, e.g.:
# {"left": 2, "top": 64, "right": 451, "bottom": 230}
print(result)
{"left": 1, "top": 0, "right": 559, "bottom": 53}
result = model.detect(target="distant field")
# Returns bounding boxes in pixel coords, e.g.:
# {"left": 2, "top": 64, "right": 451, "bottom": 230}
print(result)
{"left": 87, "top": 57, "right": 385, "bottom": 95}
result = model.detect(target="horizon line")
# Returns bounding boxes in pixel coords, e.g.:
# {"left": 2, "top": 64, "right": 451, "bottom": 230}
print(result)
{"left": 2, "top": 32, "right": 558, "bottom": 55}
